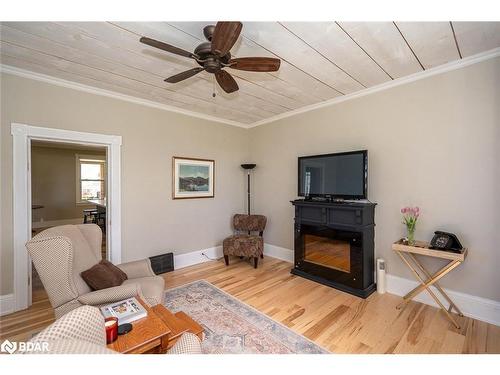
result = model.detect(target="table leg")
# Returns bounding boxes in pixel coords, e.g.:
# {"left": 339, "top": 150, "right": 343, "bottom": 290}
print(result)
{"left": 395, "top": 251, "right": 461, "bottom": 329}
{"left": 159, "top": 334, "right": 170, "bottom": 354}
{"left": 397, "top": 252, "right": 461, "bottom": 305}
{"left": 407, "top": 253, "right": 464, "bottom": 317}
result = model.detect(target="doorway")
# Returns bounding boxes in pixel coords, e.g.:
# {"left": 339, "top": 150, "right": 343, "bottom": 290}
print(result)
{"left": 30, "top": 140, "right": 108, "bottom": 303}
{"left": 11, "top": 123, "right": 122, "bottom": 312}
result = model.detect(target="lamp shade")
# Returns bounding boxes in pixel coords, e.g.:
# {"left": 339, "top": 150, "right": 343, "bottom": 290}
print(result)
{"left": 241, "top": 163, "right": 256, "bottom": 170}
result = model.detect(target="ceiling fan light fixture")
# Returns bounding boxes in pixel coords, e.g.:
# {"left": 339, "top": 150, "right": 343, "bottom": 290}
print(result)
{"left": 139, "top": 22, "right": 281, "bottom": 96}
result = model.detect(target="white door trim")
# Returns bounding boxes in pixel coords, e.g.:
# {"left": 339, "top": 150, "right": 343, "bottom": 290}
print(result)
{"left": 11, "top": 123, "right": 122, "bottom": 312}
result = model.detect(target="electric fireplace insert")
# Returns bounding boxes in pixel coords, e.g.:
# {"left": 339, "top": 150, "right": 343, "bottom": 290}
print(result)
{"left": 291, "top": 200, "right": 376, "bottom": 298}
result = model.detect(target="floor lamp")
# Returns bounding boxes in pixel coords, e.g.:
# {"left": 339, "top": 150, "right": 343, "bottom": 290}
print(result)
{"left": 241, "top": 164, "right": 256, "bottom": 215}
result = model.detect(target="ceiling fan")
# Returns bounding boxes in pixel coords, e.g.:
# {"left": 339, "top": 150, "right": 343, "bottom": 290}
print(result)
{"left": 140, "top": 22, "right": 281, "bottom": 94}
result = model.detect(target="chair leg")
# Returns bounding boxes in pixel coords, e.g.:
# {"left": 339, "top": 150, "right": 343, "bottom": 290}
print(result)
{"left": 224, "top": 255, "right": 229, "bottom": 266}
{"left": 254, "top": 257, "right": 258, "bottom": 269}
{"left": 260, "top": 253, "right": 264, "bottom": 259}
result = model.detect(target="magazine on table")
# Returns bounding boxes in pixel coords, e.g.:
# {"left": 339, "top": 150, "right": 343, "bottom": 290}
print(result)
{"left": 100, "top": 297, "right": 147, "bottom": 324}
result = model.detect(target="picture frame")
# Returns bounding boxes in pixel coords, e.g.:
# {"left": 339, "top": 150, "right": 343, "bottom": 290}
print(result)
{"left": 172, "top": 156, "right": 215, "bottom": 199}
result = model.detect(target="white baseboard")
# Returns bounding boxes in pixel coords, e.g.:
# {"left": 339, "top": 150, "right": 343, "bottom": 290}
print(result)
{"left": 0, "top": 294, "right": 15, "bottom": 316}
{"left": 174, "top": 246, "right": 223, "bottom": 270}
{"left": 173, "top": 243, "right": 293, "bottom": 270}
{"left": 386, "top": 274, "right": 500, "bottom": 326}
{"left": 264, "top": 243, "right": 294, "bottom": 263}
{"left": 32, "top": 218, "right": 83, "bottom": 229}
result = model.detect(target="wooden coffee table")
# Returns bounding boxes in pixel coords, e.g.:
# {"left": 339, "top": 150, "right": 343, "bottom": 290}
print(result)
{"left": 152, "top": 305, "right": 204, "bottom": 350}
{"left": 106, "top": 297, "right": 203, "bottom": 354}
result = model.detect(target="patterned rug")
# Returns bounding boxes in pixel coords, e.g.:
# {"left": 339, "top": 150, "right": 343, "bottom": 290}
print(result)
{"left": 165, "top": 280, "right": 328, "bottom": 354}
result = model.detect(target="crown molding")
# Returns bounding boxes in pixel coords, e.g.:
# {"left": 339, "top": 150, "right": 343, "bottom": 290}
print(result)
{"left": 2, "top": 47, "right": 499, "bottom": 130}
{"left": 0, "top": 64, "right": 248, "bottom": 129}
{"left": 247, "top": 47, "right": 500, "bottom": 128}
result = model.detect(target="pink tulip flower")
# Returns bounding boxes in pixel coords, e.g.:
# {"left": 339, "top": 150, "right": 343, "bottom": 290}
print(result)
{"left": 401, "top": 206, "right": 421, "bottom": 220}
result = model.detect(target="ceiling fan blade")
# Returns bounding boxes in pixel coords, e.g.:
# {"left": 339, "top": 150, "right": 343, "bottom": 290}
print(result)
{"left": 211, "top": 22, "right": 243, "bottom": 56}
{"left": 229, "top": 57, "right": 281, "bottom": 72}
{"left": 215, "top": 70, "right": 239, "bottom": 93}
{"left": 164, "top": 67, "right": 205, "bottom": 83}
{"left": 140, "top": 37, "right": 196, "bottom": 59}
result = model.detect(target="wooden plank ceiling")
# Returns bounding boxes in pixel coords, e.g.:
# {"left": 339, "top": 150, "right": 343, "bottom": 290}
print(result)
{"left": 1, "top": 22, "right": 499, "bottom": 126}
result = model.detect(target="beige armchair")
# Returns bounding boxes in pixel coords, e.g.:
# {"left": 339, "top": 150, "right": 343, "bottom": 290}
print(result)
{"left": 24, "top": 305, "right": 202, "bottom": 354}
{"left": 26, "top": 224, "right": 165, "bottom": 318}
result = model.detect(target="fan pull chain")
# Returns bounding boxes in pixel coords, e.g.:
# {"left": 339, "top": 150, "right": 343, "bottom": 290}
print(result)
{"left": 212, "top": 75, "right": 216, "bottom": 98}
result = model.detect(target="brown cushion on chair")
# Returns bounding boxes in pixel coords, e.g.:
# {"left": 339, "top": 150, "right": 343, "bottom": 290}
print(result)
{"left": 100, "top": 259, "right": 128, "bottom": 282}
{"left": 81, "top": 260, "right": 128, "bottom": 291}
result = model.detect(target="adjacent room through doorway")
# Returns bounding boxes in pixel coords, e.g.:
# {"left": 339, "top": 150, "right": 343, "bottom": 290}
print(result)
{"left": 30, "top": 140, "right": 108, "bottom": 304}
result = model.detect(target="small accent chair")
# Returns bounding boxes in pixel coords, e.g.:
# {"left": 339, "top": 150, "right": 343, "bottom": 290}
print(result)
{"left": 223, "top": 214, "right": 267, "bottom": 268}
{"left": 26, "top": 224, "right": 165, "bottom": 319}
{"left": 24, "top": 305, "right": 202, "bottom": 354}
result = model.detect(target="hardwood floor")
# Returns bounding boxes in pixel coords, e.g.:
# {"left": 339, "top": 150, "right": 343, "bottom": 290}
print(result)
{"left": 1, "top": 256, "right": 499, "bottom": 353}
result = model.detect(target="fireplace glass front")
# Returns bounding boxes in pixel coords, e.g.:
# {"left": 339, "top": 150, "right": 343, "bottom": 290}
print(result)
{"left": 304, "top": 234, "right": 351, "bottom": 273}
{"left": 295, "top": 224, "right": 363, "bottom": 290}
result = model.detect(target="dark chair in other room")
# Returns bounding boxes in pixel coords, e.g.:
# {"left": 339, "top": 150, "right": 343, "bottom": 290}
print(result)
{"left": 223, "top": 214, "right": 267, "bottom": 268}
{"left": 96, "top": 211, "right": 106, "bottom": 233}
{"left": 83, "top": 208, "right": 98, "bottom": 224}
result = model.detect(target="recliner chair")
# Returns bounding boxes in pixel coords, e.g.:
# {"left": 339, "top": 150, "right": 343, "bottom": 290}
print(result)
{"left": 26, "top": 224, "right": 165, "bottom": 318}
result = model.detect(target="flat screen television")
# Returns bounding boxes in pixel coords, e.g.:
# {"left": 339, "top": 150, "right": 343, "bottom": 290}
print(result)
{"left": 298, "top": 150, "right": 367, "bottom": 200}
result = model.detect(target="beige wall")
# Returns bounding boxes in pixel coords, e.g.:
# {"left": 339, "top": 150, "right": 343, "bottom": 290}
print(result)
{"left": 1, "top": 73, "right": 249, "bottom": 295}
{"left": 31, "top": 145, "right": 105, "bottom": 223}
{"left": 1, "top": 57, "right": 499, "bottom": 301}
{"left": 248, "top": 57, "right": 500, "bottom": 301}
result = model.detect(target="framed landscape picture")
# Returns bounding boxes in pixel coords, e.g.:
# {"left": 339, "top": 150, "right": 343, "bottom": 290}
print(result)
{"left": 172, "top": 157, "right": 215, "bottom": 199}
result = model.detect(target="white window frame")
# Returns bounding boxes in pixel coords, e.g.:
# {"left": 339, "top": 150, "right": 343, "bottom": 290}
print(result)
{"left": 11, "top": 123, "right": 122, "bottom": 312}
{"left": 75, "top": 154, "right": 106, "bottom": 204}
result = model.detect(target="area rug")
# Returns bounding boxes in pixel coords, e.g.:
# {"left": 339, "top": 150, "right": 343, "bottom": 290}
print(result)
{"left": 164, "top": 280, "right": 328, "bottom": 354}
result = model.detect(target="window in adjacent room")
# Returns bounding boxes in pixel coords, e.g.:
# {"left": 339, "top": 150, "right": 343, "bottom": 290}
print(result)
{"left": 76, "top": 154, "right": 106, "bottom": 203}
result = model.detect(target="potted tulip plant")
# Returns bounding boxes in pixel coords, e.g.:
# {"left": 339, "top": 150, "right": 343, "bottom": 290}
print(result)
{"left": 401, "top": 206, "right": 420, "bottom": 245}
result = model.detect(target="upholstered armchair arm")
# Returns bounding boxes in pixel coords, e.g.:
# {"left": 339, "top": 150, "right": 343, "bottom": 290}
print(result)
{"left": 117, "top": 259, "right": 156, "bottom": 279}
{"left": 167, "top": 333, "right": 203, "bottom": 354}
{"left": 78, "top": 284, "right": 142, "bottom": 306}
{"left": 30, "top": 305, "right": 106, "bottom": 346}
